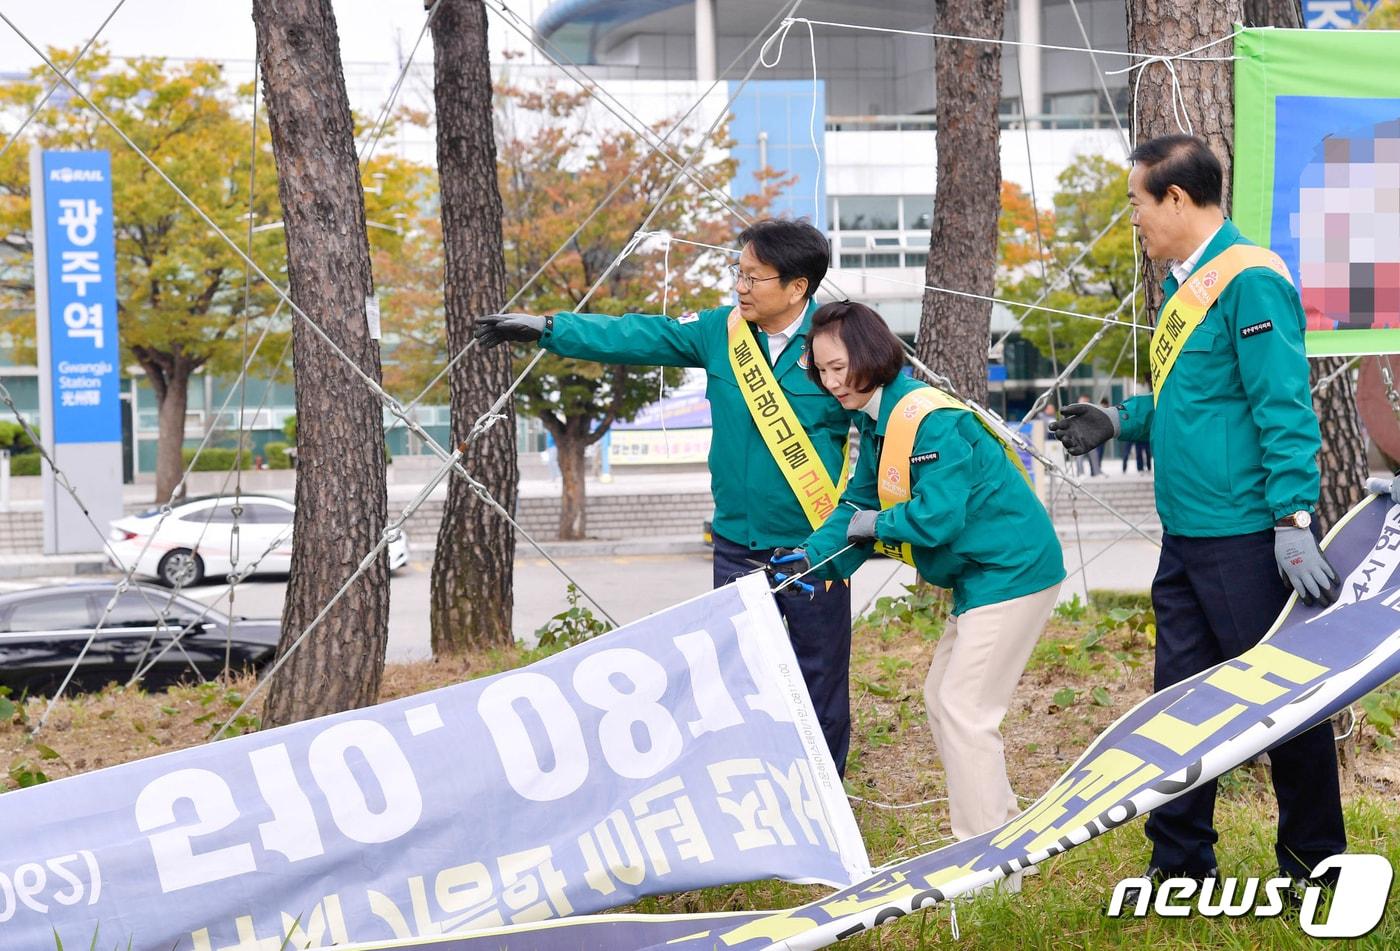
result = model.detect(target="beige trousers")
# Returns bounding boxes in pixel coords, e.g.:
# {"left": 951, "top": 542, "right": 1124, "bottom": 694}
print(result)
{"left": 924, "top": 582, "right": 1061, "bottom": 841}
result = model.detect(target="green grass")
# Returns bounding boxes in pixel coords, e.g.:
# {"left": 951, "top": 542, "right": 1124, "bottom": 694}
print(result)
{"left": 629, "top": 796, "right": 1400, "bottom": 948}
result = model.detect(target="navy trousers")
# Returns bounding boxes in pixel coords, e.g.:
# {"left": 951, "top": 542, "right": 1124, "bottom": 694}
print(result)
{"left": 712, "top": 533, "right": 852, "bottom": 774}
{"left": 1146, "top": 529, "right": 1346, "bottom": 879}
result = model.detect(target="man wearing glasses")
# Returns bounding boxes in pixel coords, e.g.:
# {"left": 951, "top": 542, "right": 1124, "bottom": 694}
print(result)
{"left": 475, "top": 219, "right": 857, "bottom": 773}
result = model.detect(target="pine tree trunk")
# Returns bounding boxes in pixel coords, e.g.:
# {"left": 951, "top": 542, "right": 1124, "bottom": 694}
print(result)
{"left": 253, "top": 0, "right": 389, "bottom": 726}
{"left": 1126, "top": 0, "right": 1242, "bottom": 316}
{"left": 915, "top": 0, "right": 1005, "bottom": 405}
{"left": 555, "top": 429, "right": 588, "bottom": 540}
{"left": 1311, "top": 360, "right": 1367, "bottom": 530}
{"left": 151, "top": 363, "right": 190, "bottom": 504}
{"left": 429, "top": 0, "right": 518, "bottom": 654}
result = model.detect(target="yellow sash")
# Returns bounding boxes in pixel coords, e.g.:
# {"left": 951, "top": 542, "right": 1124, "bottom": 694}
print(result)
{"left": 726, "top": 311, "right": 847, "bottom": 530}
{"left": 1151, "top": 244, "right": 1291, "bottom": 404}
{"left": 873, "top": 387, "right": 1031, "bottom": 566}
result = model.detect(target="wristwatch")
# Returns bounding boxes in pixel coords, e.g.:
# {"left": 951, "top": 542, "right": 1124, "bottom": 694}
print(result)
{"left": 1276, "top": 511, "right": 1312, "bottom": 529}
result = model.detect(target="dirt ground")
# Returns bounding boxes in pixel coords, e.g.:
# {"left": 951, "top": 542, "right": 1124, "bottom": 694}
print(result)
{"left": 3, "top": 598, "right": 1396, "bottom": 818}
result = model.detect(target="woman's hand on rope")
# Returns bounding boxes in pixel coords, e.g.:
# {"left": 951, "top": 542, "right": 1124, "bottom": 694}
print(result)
{"left": 846, "top": 509, "right": 879, "bottom": 545}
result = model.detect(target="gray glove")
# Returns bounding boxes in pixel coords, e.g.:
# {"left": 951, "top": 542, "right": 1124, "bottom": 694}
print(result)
{"left": 1274, "top": 526, "right": 1340, "bottom": 607}
{"left": 473, "top": 314, "right": 546, "bottom": 348}
{"left": 1049, "top": 402, "right": 1120, "bottom": 456}
{"left": 1365, "top": 477, "right": 1400, "bottom": 505}
{"left": 847, "top": 509, "right": 879, "bottom": 545}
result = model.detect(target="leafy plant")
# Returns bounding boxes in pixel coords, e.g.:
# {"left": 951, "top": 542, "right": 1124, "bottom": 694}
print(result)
{"left": 1359, "top": 688, "right": 1400, "bottom": 751}
{"left": 856, "top": 583, "right": 949, "bottom": 643}
{"left": 1054, "top": 593, "right": 1089, "bottom": 622}
{"left": 533, "top": 583, "right": 614, "bottom": 650}
{"left": 1052, "top": 687, "right": 1078, "bottom": 709}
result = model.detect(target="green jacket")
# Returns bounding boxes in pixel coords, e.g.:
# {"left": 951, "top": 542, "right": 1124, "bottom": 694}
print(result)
{"left": 1118, "top": 220, "right": 1320, "bottom": 537}
{"left": 803, "top": 373, "right": 1064, "bottom": 614}
{"left": 542, "top": 302, "right": 853, "bottom": 550}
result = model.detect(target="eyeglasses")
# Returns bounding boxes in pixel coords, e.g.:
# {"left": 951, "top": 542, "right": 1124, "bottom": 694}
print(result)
{"left": 727, "top": 263, "right": 783, "bottom": 291}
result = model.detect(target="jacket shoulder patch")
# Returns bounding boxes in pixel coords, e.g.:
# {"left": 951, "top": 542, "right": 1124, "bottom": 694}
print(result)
{"left": 677, "top": 311, "right": 700, "bottom": 324}
{"left": 910, "top": 451, "right": 940, "bottom": 464}
{"left": 1240, "top": 319, "right": 1273, "bottom": 338}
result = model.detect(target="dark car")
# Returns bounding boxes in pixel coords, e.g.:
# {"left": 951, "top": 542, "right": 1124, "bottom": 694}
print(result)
{"left": 0, "top": 583, "right": 280, "bottom": 694}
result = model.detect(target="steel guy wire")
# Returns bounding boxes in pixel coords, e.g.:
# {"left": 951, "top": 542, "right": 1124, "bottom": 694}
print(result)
{"left": 390, "top": 0, "right": 797, "bottom": 434}
{"left": 357, "top": 0, "right": 446, "bottom": 167}
{"left": 457, "top": 1, "right": 813, "bottom": 452}
{"left": 1066, "top": 0, "right": 1132, "bottom": 159}
{"left": 0, "top": 0, "right": 130, "bottom": 165}
{"left": 0, "top": 13, "right": 624, "bottom": 633}
{"left": 211, "top": 2, "right": 814, "bottom": 712}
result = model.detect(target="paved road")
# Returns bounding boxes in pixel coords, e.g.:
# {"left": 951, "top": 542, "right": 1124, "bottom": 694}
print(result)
{"left": 1, "top": 539, "right": 1161, "bottom": 663}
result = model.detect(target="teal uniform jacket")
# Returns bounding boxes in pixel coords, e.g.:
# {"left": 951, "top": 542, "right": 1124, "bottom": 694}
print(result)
{"left": 541, "top": 302, "right": 854, "bottom": 550}
{"left": 803, "top": 373, "right": 1065, "bottom": 615}
{"left": 1117, "top": 220, "right": 1320, "bottom": 537}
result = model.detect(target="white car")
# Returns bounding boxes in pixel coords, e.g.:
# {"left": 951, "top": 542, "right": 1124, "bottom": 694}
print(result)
{"left": 108, "top": 494, "right": 410, "bottom": 587}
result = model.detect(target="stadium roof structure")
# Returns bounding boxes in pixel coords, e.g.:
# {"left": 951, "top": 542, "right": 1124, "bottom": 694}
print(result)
{"left": 536, "top": 0, "right": 943, "bottom": 55}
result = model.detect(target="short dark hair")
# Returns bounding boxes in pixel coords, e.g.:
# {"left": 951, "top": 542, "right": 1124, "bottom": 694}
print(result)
{"left": 806, "top": 301, "right": 906, "bottom": 393}
{"left": 1128, "top": 134, "right": 1223, "bottom": 208}
{"left": 737, "top": 218, "right": 829, "bottom": 300}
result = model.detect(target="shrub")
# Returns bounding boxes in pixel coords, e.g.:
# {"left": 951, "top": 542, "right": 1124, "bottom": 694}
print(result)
{"left": 263, "top": 440, "right": 292, "bottom": 470}
{"left": 9, "top": 453, "right": 41, "bottom": 476}
{"left": 180, "top": 447, "right": 254, "bottom": 472}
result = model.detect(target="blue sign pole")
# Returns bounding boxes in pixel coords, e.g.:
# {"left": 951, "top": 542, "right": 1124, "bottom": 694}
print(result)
{"left": 31, "top": 149, "right": 124, "bottom": 553}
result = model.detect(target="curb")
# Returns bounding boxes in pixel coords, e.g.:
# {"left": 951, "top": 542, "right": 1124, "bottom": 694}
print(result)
{"left": 0, "top": 538, "right": 713, "bottom": 580}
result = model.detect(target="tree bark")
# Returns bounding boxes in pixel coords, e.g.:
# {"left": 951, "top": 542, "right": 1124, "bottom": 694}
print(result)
{"left": 253, "top": 0, "right": 389, "bottom": 726}
{"left": 429, "top": 0, "right": 519, "bottom": 654}
{"left": 916, "top": 0, "right": 1005, "bottom": 405}
{"left": 136, "top": 349, "right": 194, "bottom": 505}
{"left": 1126, "top": 0, "right": 1242, "bottom": 316}
{"left": 1312, "top": 360, "right": 1367, "bottom": 530}
{"left": 554, "top": 428, "right": 588, "bottom": 540}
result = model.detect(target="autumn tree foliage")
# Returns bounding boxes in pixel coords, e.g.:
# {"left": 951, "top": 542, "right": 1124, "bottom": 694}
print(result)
{"left": 0, "top": 48, "right": 285, "bottom": 503}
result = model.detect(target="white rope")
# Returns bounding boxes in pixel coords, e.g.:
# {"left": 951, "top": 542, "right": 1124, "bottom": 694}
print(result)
{"left": 759, "top": 17, "right": 822, "bottom": 216}
{"left": 213, "top": 2, "right": 816, "bottom": 712}
{"left": 840, "top": 269, "right": 1138, "bottom": 330}
{"left": 1312, "top": 356, "right": 1360, "bottom": 394}
{"left": 849, "top": 793, "right": 948, "bottom": 811}
{"left": 461, "top": 1, "right": 811, "bottom": 451}
{"left": 787, "top": 16, "right": 1241, "bottom": 61}
{"left": 774, "top": 543, "right": 856, "bottom": 592}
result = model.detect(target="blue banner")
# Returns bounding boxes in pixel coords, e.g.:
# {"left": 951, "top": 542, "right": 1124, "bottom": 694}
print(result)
{"left": 0, "top": 574, "right": 868, "bottom": 949}
{"left": 40, "top": 150, "right": 120, "bottom": 444}
{"left": 1304, "top": 1, "right": 1380, "bottom": 30}
{"left": 348, "top": 492, "right": 1400, "bottom": 951}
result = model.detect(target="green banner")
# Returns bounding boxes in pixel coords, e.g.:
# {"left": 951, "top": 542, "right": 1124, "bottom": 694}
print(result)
{"left": 1234, "top": 27, "right": 1400, "bottom": 356}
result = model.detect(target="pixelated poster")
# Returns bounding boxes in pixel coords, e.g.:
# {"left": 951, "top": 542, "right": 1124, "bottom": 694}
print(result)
{"left": 1235, "top": 27, "right": 1400, "bottom": 356}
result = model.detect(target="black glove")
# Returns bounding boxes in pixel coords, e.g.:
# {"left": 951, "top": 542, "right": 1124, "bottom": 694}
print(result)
{"left": 846, "top": 509, "right": 879, "bottom": 545}
{"left": 1049, "top": 402, "right": 1120, "bottom": 456}
{"left": 473, "top": 314, "right": 547, "bottom": 348}
{"left": 768, "top": 548, "right": 814, "bottom": 597}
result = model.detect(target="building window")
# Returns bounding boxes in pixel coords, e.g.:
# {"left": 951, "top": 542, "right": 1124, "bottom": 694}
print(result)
{"left": 903, "top": 195, "right": 934, "bottom": 231}
{"left": 836, "top": 196, "right": 899, "bottom": 231}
